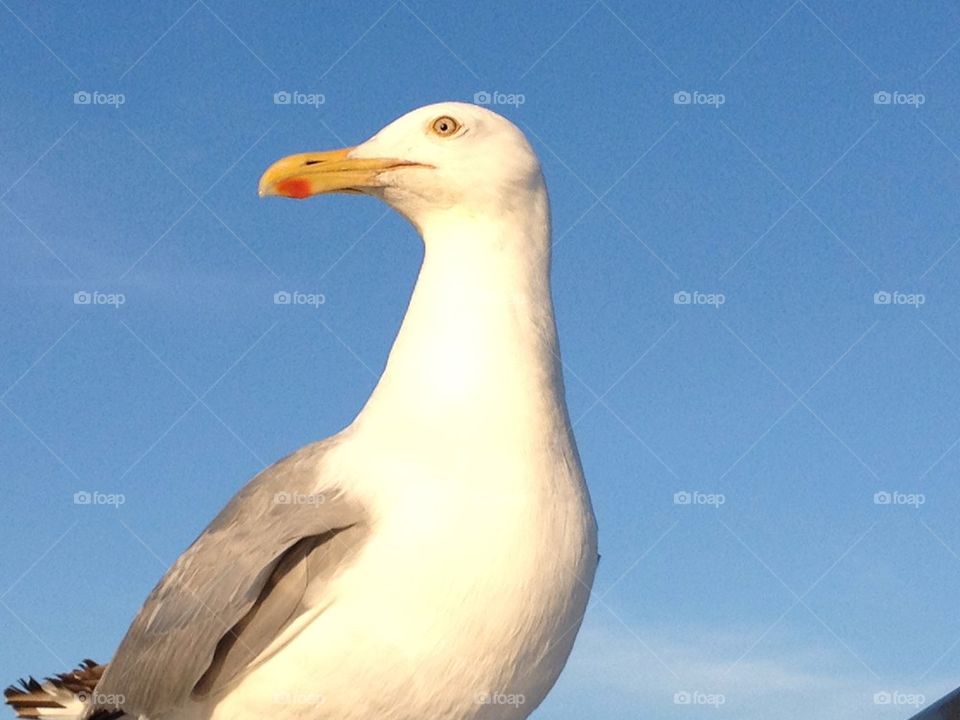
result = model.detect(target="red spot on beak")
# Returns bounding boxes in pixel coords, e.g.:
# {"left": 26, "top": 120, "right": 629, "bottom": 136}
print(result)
{"left": 276, "top": 178, "right": 313, "bottom": 199}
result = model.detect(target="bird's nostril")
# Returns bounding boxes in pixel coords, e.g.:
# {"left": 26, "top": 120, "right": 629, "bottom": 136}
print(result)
{"left": 303, "top": 160, "right": 322, "bottom": 166}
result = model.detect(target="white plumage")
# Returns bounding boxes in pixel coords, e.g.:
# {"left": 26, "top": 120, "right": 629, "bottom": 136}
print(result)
{"left": 5, "top": 102, "right": 597, "bottom": 720}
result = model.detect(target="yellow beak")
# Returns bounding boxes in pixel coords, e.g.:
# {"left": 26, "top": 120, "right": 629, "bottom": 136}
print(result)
{"left": 258, "top": 147, "right": 425, "bottom": 199}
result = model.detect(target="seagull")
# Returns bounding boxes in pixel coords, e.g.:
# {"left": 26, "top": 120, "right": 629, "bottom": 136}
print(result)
{"left": 5, "top": 102, "right": 598, "bottom": 720}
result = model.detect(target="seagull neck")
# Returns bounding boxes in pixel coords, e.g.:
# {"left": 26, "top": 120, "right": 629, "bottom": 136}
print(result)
{"left": 357, "top": 206, "right": 566, "bottom": 434}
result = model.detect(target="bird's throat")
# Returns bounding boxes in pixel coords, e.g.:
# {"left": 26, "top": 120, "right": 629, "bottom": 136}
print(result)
{"left": 356, "top": 211, "right": 564, "bottom": 443}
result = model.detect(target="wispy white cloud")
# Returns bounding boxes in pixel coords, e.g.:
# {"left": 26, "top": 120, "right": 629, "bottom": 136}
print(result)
{"left": 541, "top": 610, "right": 957, "bottom": 720}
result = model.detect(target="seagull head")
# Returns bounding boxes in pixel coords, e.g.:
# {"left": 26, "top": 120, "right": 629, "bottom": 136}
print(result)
{"left": 259, "top": 102, "right": 544, "bottom": 229}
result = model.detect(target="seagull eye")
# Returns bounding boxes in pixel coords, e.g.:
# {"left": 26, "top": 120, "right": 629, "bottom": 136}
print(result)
{"left": 430, "top": 116, "right": 461, "bottom": 137}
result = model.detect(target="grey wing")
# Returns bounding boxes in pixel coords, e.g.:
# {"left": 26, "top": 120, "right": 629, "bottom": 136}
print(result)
{"left": 93, "top": 441, "right": 367, "bottom": 718}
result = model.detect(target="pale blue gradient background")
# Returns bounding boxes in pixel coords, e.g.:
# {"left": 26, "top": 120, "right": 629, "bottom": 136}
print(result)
{"left": 2, "top": 2, "right": 960, "bottom": 719}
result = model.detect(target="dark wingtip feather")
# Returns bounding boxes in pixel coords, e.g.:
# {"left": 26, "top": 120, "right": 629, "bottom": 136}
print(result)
{"left": 4, "top": 660, "right": 108, "bottom": 718}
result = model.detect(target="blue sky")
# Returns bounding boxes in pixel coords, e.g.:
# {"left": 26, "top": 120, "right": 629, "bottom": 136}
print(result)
{"left": 1, "top": 2, "right": 959, "bottom": 719}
